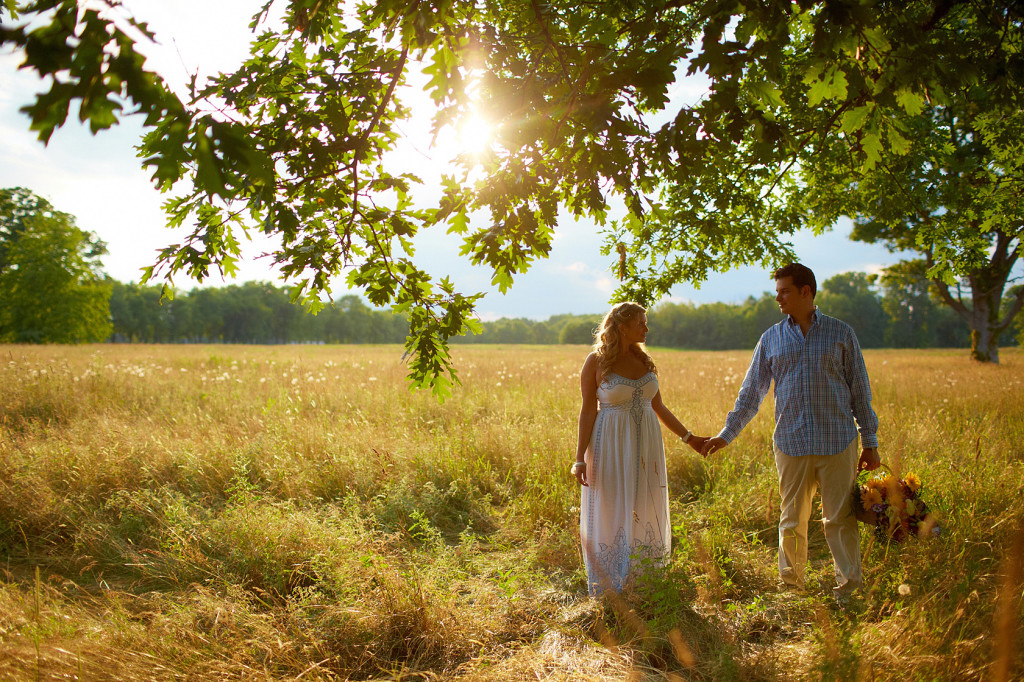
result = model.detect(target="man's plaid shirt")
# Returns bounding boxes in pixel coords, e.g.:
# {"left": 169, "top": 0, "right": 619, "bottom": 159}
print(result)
{"left": 717, "top": 309, "right": 879, "bottom": 456}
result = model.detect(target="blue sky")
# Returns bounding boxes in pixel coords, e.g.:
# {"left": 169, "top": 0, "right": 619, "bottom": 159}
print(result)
{"left": 1, "top": 1, "right": 914, "bottom": 321}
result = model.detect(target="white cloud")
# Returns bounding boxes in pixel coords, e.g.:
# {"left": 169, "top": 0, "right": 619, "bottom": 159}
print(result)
{"left": 475, "top": 310, "right": 503, "bottom": 323}
{"left": 593, "top": 275, "right": 615, "bottom": 294}
{"left": 862, "top": 263, "right": 889, "bottom": 277}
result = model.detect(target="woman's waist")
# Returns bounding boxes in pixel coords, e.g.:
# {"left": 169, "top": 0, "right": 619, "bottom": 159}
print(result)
{"left": 598, "top": 400, "right": 652, "bottom": 411}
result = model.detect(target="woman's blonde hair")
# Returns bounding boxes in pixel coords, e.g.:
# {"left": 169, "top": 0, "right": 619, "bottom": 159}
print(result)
{"left": 592, "top": 302, "right": 657, "bottom": 381}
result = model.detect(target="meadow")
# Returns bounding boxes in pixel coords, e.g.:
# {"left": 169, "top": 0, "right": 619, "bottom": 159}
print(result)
{"left": 0, "top": 343, "right": 1022, "bottom": 680}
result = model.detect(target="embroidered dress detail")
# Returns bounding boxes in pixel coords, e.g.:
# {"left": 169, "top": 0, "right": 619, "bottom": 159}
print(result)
{"left": 581, "top": 372, "right": 670, "bottom": 596}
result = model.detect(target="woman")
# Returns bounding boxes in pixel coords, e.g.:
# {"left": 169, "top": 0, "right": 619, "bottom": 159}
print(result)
{"left": 573, "top": 302, "right": 705, "bottom": 596}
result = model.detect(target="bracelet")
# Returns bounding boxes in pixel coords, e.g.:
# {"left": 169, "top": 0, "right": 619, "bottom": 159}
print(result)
{"left": 680, "top": 431, "right": 692, "bottom": 443}
{"left": 570, "top": 461, "right": 586, "bottom": 476}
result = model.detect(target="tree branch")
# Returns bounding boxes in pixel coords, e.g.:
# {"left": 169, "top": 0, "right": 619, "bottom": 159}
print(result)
{"left": 994, "top": 284, "right": 1024, "bottom": 335}
{"left": 529, "top": 0, "right": 572, "bottom": 83}
{"left": 921, "top": 0, "right": 967, "bottom": 31}
{"left": 927, "top": 251, "right": 972, "bottom": 318}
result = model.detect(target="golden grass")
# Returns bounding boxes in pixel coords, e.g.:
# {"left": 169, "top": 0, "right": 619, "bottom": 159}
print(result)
{"left": 0, "top": 344, "right": 1022, "bottom": 680}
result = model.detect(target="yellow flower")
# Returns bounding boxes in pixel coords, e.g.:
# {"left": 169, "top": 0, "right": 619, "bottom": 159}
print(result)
{"left": 862, "top": 489, "right": 883, "bottom": 511}
{"left": 905, "top": 472, "right": 922, "bottom": 493}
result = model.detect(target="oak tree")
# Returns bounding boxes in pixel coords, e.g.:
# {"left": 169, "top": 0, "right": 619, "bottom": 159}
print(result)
{"left": 800, "top": 95, "right": 1023, "bottom": 362}
{"left": 4, "top": 1, "right": 1022, "bottom": 385}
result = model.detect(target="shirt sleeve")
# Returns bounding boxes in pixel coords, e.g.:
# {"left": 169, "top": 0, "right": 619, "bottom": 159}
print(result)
{"left": 717, "top": 334, "right": 773, "bottom": 443}
{"left": 845, "top": 328, "right": 879, "bottom": 448}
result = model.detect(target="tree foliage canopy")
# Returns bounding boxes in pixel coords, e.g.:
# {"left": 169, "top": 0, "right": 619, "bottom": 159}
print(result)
{"left": 0, "top": 187, "right": 112, "bottom": 343}
{"left": 4, "top": 1, "right": 1022, "bottom": 389}
{"left": 796, "top": 59, "right": 1024, "bottom": 361}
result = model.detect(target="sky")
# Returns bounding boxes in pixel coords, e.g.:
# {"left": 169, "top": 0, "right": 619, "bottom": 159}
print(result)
{"left": 0, "top": 1, "right": 914, "bottom": 321}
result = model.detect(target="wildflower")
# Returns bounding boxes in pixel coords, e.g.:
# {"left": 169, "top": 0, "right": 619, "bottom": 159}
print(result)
{"left": 862, "top": 488, "right": 883, "bottom": 511}
{"left": 898, "top": 584, "right": 911, "bottom": 596}
{"left": 905, "top": 472, "right": 921, "bottom": 493}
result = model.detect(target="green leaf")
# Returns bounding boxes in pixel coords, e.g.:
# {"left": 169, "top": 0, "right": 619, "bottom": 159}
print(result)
{"left": 861, "top": 131, "right": 882, "bottom": 170}
{"left": 840, "top": 106, "right": 871, "bottom": 134}
{"left": 807, "top": 77, "right": 831, "bottom": 107}
{"left": 447, "top": 210, "right": 469, "bottom": 234}
{"left": 888, "top": 128, "right": 911, "bottom": 155}
{"left": 895, "top": 89, "right": 926, "bottom": 116}
{"left": 749, "top": 81, "right": 783, "bottom": 109}
{"left": 829, "top": 68, "right": 849, "bottom": 101}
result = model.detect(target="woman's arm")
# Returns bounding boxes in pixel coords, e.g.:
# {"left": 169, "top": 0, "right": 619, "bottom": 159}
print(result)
{"left": 574, "top": 353, "right": 600, "bottom": 486}
{"left": 652, "top": 390, "right": 707, "bottom": 454}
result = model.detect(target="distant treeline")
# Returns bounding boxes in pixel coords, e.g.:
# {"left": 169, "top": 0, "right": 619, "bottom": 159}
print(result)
{"left": 111, "top": 271, "right": 1021, "bottom": 349}
{"left": 110, "top": 282, "right": 408, "bottom": 344}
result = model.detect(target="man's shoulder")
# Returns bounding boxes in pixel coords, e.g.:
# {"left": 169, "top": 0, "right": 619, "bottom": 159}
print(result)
{"left": 761, "top": 317, "right": 789, "bottom": 336}
{"left": 754, "top": 318, "right": 790, "bottom": 350}
{"left": 816, "top": 311, "right": 852, "bottom": 330}
{"left": 815, "top": 312, "right": 857, "bottom": 339}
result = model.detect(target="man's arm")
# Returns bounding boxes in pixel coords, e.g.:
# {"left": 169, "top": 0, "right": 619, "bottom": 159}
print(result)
{"left": 844, "top": 328, "right": 881, "bottom": 471}
{"left": 844, "top": 329, "right": 879, "bottom": 449}
{"left": 716, "top": 335, "right": 774, "bottom": 444}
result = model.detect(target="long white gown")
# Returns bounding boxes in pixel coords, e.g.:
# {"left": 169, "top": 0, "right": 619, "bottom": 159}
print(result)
{"left": 580, "top": 371, "right": 671, "bottom": 596}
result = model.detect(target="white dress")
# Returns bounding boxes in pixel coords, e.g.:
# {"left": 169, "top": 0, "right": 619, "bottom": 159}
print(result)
{"left": 580, "top": 371, "right": 671, "bottom": 595}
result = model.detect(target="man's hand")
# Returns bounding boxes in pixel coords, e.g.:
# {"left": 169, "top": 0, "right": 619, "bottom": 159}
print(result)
{"left": 686, "top": 435, "right": 708, "bottom": 454}
{"left": 702, "top": 437, "right": 728, "bottom": 458}
{"left": 858, "top": 447, "right": 880, "bottom": 472}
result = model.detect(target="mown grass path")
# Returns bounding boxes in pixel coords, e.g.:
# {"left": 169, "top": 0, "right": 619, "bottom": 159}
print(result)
{"left": 1, "top": 344, "right": 1021, "bottom": 680}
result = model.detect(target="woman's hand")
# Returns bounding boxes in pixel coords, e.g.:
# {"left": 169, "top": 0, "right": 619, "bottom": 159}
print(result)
{"left": 686, "top": 435, "right": 708, "bottom": 454}
{"left": 572, "top": 461, "right": 588, "bottom": 487}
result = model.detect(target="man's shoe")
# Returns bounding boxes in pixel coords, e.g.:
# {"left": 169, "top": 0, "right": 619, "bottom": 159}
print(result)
{"left": 832, "top": 585, "right": 864, "bottom": 613}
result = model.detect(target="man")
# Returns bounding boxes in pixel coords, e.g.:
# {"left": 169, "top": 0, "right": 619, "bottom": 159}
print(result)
{"left": 702, "top": 263, "right": 881, "bottom": 602}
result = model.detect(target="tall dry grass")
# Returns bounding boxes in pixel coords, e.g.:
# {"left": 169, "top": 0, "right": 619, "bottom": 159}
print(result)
{"left": 0, "top": 344, "right": 1021, "bottom": 680}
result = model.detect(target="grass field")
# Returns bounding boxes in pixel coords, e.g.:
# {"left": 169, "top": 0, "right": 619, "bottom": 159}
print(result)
{"left": 1, "top": 343, "right": 1022, "bottom": 680}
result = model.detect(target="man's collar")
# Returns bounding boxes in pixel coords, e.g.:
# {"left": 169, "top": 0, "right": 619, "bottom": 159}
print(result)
{"left": 786, "top": 306, "right": 820, "bottom": 326}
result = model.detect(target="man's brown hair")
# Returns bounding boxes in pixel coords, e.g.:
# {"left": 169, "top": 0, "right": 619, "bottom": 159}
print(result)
{"left": 772, "top": 263, "right": 817, "bottom": 298}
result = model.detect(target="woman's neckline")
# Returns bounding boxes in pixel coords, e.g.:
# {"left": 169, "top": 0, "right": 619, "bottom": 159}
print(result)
{"left": 606, "top": 370, "right": 654, "bottom": 383}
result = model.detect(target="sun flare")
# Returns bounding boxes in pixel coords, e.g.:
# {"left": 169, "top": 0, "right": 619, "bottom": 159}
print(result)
{"left": 456, "top": 114, "right": 494, "bottom": 157}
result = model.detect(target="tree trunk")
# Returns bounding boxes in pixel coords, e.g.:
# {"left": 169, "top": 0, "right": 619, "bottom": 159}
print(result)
{"left": 931, "top": 230, "right": 1023, "bottom": 364}
{"left": 968, "top": 280, "right": 1004, "bottom": 364}
{"left": 970, "top": 329, "right": 998, "bottom": 363}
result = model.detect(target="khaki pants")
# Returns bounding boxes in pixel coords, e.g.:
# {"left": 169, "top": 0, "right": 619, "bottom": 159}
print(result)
{"left": 774, "top": 439, "right": 862, "bottom": 594}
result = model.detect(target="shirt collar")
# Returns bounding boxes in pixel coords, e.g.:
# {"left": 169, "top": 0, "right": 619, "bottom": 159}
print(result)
{"left": 785, "top": 306, "right": 820, "bottom": 327}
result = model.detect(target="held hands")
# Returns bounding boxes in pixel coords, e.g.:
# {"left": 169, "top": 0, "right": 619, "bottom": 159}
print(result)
{"left": 701, "top": 437, "right": 728, "bottom": 458}
{"left": 685, "top": 435, "right": 709, "bottom": 455}
{"left": 858, "top": 447, "right": 881, "bottom": 472}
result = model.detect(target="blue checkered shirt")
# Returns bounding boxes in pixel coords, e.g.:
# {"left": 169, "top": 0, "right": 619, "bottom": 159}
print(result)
{"left": 717, "top": 309, "right": 879, "bottom": 456}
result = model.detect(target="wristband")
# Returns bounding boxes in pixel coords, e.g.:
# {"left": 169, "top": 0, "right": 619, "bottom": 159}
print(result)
{"left": 570, "top": 461, "right": 586, "bottom": 476}
{"left": 680, "top": 431, "right": 692, "bottom": 443}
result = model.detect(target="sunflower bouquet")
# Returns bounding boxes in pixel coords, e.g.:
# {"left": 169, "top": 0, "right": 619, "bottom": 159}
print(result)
{"left": 852, "top": 468, "right": 940, "bottom": 542}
